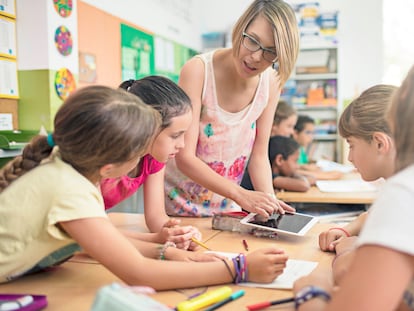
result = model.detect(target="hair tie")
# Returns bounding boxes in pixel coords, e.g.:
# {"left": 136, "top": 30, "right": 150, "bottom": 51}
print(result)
{"left": 126, "top": 79, "right": 135, "bottom": 91}
{"left": 47, "top": 133, "right": 55, "bottom": 147}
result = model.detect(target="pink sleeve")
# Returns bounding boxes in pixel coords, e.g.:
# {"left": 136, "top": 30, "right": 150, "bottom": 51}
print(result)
{"left": 101, "top": 155, "right": 165, "bottom": 210}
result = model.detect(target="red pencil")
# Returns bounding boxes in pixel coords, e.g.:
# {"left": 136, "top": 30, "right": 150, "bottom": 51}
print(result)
{"left": 242, "top": 239, "right": 249, "bottom": 251}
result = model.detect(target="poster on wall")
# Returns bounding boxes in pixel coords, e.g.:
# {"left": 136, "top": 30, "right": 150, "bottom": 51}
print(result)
{"left": 121, "top": 23, "right": 155, "bottom": 81}
{"left": 0, "top": 57, "right": 18, "bottom": 98}
{"left": 0, "top": 15, "right": 16, "bottom": 58}
{"left": 0, "top": 0, "right": 16, "bottom": 18}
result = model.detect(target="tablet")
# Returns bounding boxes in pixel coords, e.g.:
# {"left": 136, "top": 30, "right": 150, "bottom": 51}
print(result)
{"left": 240, "top": 212, "right": 318, "bottom": 236}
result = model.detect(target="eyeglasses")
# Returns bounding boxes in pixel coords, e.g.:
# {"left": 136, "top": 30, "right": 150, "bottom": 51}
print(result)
{"left": 242, "top": 32, "right": 277, "bottom": 63}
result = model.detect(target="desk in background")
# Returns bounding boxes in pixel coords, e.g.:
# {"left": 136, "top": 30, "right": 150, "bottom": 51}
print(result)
{"left": 0, "top": 213, "right": 333, "bottom": 311}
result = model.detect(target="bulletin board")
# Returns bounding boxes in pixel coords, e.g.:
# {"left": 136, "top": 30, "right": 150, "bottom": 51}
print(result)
{"left": 121, "top": 23, "right": 155, "bottom": 81}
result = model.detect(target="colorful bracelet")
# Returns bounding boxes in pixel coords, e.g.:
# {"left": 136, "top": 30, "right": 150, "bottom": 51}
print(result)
{"left": 221, "top": 259, "right": 235, "bottom": 281}
{"left": 158, "top": 241, "right": 176, "bottom": 260}
{"left": 328, "top": 227, "right": 350, "bottom": 237}
{"left": 232, "top": 254, "right": 248, "bottom": 284}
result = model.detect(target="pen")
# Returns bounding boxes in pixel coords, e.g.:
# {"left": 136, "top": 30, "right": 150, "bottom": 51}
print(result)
{"left": 246, "top": 297, "right": 295, "bottom": 311}
{"left": 190, "top": 237, "right": 211, "bottom": 251}
{"left": 0, "top": 295, "right": 34, "bottom": 311}
{"left": 242, "top": 239, "right": 249, "bottom": 251}
{"left": 176, "top": 286, "right": 232, "bottom": 311}
{"left": 204, "top": 290, "right": 245, "bottom": 311}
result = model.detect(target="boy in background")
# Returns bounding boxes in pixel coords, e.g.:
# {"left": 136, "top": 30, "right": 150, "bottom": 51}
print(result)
{"left": 242, "top": 135, "right": 315, "bottom": 192}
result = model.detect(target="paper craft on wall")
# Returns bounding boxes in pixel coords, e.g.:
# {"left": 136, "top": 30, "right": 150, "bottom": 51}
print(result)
{"left": 53, "top": 0, "right": 73, "bottom": 18}
{"left": 55, "top": 25, "right": 73, "bottom": 56}
{"left": 0, "top": 57, "right": 18, "bottom": 98}
{"left": 0, "top": 15, "right": 16, "bottom": 58}
{"left": 0, "top": 0, "right": 16, "bottom": 18}
{"left": 55, "top": 68, "right": 76, "bottom": 100}
{"left": 79, "top": 52, "right": 97, "bottom": 83}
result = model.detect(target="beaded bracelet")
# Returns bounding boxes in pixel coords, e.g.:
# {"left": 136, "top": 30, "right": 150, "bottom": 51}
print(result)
{"left": 158, "top": 241, "right": 176, "bottom": 260}
{"left": 329, "top": 227, "right": 350, "bottom": 237}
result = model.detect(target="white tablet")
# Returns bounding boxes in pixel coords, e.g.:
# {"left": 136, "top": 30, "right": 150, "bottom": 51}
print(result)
{"left": 240, "top": 212, "right": 318, "bottom": 237}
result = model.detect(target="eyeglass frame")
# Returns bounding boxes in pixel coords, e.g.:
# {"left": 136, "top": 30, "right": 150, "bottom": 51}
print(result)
{"left": 241, "top": 31, "right": 278, "bottom": 63}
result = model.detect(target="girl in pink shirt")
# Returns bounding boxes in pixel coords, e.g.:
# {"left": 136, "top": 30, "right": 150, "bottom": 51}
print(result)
{"left": 101, "top": 76, "right": 201, "bottom": 250}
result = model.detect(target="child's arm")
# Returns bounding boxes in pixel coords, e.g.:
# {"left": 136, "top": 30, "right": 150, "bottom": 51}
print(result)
{"left": 273, "top": 175, "right": 311, "bottom": 192}
{"left": 60, "top": 217, "right": 289, "bottom": 289}
{"left": 319, "top": 212, "right": 368, "bottom": 252}
{"left": 142, "top": 168, "right": 202, "bottom": 250}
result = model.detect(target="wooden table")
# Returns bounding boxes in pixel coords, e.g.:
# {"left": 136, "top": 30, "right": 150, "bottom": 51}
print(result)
{"left": 0, "top": 213, "right": 333, "bottom": 311}
{"left": 276, "top": 173, "right": 377, "bottom": 205}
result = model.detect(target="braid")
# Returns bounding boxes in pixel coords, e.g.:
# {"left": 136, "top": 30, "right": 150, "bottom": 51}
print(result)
{"left": 0, "top": 135, "right": 52, "bottom": 192}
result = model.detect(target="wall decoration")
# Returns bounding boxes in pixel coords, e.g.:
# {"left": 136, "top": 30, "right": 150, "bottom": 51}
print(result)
{"left": 0, "top": 0, "right": 16, "bottom": 18}
{"left": 79, "top": 52, "right": 96, "bottom": 83}
{"left": 53, "top": 0, "right": 73, "bottom": 18}
{"left": 54, "top": 25, "right": 73, "bottom": 56}
{"left": 54, "top": 68, "right": 76, "bottom": 100}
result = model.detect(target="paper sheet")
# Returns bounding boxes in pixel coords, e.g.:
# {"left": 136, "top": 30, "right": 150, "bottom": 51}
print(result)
{"left": 316, "top": 180, "right": 378, "bottom": 193}
{"left": 207, "top": 251, "right": 318, "bottom": 290}
{"left": 316, "top": 159, "right": 355, "bottom": 173}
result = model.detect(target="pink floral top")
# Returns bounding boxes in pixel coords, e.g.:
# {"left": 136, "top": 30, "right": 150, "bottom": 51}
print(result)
{"left": 101, "top": 154, "right": 164, "bottom": 209}
{"left": 164, "top": 50, "right": 270, "bottom": 217}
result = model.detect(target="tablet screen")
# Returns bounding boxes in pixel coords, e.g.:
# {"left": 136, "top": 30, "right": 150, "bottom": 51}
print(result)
{"left": 241, "top": 212, "right": 317, "bottom": 236}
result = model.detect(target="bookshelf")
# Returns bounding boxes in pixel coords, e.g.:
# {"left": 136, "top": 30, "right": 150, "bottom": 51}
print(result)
{"left": 282, "top": 2, "right": 341, "bottom": 162}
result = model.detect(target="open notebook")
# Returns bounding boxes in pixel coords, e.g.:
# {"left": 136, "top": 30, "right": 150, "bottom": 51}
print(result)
{"left": 206, "top": 251, "right": 318, "bottom": 290}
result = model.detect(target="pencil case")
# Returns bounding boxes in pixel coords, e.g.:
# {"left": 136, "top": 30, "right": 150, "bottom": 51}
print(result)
{"left": 0, "top": 294, "right": 47, "bottom": 311}
{"left": 90, "top": 283, "right": 173, "bottom": 311}
{"left": 212, "top": 211, "right": 278, "bottom": 238}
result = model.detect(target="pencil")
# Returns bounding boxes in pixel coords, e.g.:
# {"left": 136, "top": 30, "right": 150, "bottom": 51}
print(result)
{"left": 242, "top": 239, "right": 249, "bottom": 251}
{"left": 191, "top": 237, "right": 211, "bottom": 250}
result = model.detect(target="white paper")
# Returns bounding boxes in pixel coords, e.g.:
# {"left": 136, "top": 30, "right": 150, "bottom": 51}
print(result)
{"left": 207, "top": 251, "right": 318, "bottom": 290}
{"left": 316, "top": 159, "right": 355, "bottom": 173}
{"left": 316, "top": 180, "right": 378, "bottom": 193}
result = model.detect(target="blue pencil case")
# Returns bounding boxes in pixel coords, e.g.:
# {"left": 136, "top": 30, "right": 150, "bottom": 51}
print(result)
{"left": 0, "top": 294, "right": 47, "bottom": 311}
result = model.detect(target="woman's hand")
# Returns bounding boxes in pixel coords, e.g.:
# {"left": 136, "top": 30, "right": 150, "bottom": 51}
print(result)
{"left": 236, "top": 189, "right": 295, "bottom": 218}
{"left": 246, "top": 248, "right": 288, "bottom": 283}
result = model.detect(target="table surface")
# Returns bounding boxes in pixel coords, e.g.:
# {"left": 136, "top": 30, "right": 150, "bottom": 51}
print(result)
{"left": 276, "top": 173, "right": 377, "bottom": 205}
{"left": 0, "top": 213, "right": 333, "bottom": 311}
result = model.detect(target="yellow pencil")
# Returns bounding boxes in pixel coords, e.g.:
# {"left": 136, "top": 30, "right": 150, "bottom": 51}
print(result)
{"left": 191, "top": 237, "right": 211, "bottom": 251}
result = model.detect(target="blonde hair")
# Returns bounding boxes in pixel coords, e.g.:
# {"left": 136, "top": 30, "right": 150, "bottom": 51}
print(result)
{"left": 388, "top": 66, "right": 414, "bottom": 172}
{"left": 232, "top": 0, "right": 299, "bottom": 85}
{"left": 339, "top": 84, "right": 396, "bottom": 142}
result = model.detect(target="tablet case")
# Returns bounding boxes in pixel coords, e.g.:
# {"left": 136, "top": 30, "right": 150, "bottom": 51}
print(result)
{"left": 0, "top": 294, "right": 47, "bottom": 311}
{"left": 212, "top": 211, "right": 278, "bottom": 238}
{"left": 90, "top": 283, "right": 173, "bottom": 311}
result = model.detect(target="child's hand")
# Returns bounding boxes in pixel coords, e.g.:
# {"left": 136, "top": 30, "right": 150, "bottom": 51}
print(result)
{"left": 246, "top": 248, "right": 288, "bottom": 283}
{"left": 158, "top": 223, "right": 194, "bottom": 250}
{"left": 319, "top": 228, "right": 349, "bottom": 252}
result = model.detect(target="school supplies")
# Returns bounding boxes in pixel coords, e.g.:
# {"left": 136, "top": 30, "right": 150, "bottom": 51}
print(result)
{"left": 90, "top": 283, "right": 171, "bottom": 311}
{"left": 246, "top": 297, "right": 295, "bottom": 311}
{"left": 0, "top": 294, "right": 47, "bottom": 311}
{"left": 190, "top": 237, "right": 211, "bottom": 251}
{"left": 242, "top": 239, "right": 249, "bottom": 251}
{"left": 204, "top": 290, "right": 245, "bottom": 311}
{"left": 176, "top": 286, "right": 232, "bottom": 311}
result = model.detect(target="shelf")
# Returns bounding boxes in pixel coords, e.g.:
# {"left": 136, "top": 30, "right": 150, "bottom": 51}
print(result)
{"left": 295, "top": 105, "right": 336, "bottom": 111}
{"left": 293, "top": 73, "right": 337, "bottom": 80}
{"left": 314, "top": 134, "right": 337, "bottom": 141}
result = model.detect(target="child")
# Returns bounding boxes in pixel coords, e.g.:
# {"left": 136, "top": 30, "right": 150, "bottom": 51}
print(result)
{"left": 317, "top": 84, "right": 397, "bottom": 284}
{"left": 270, "top": 100, "right": 298, "bottom": 137}
{"left": 101, "top": 76, "right": 201, "bottom": 250}
{"left": 0, "top": 85, "right": 289, "bottom": 289}
{"left": 242, "top": 135, "right": 315, "bottom": 192}
{"left": 164, "top": 0, "right": 299, "bottom": 217}
{"left": 294, "top": 115, "right": 343, "bottom": 180}
{"left": 292, "top": 67, "right": 414, "bottom": 311}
